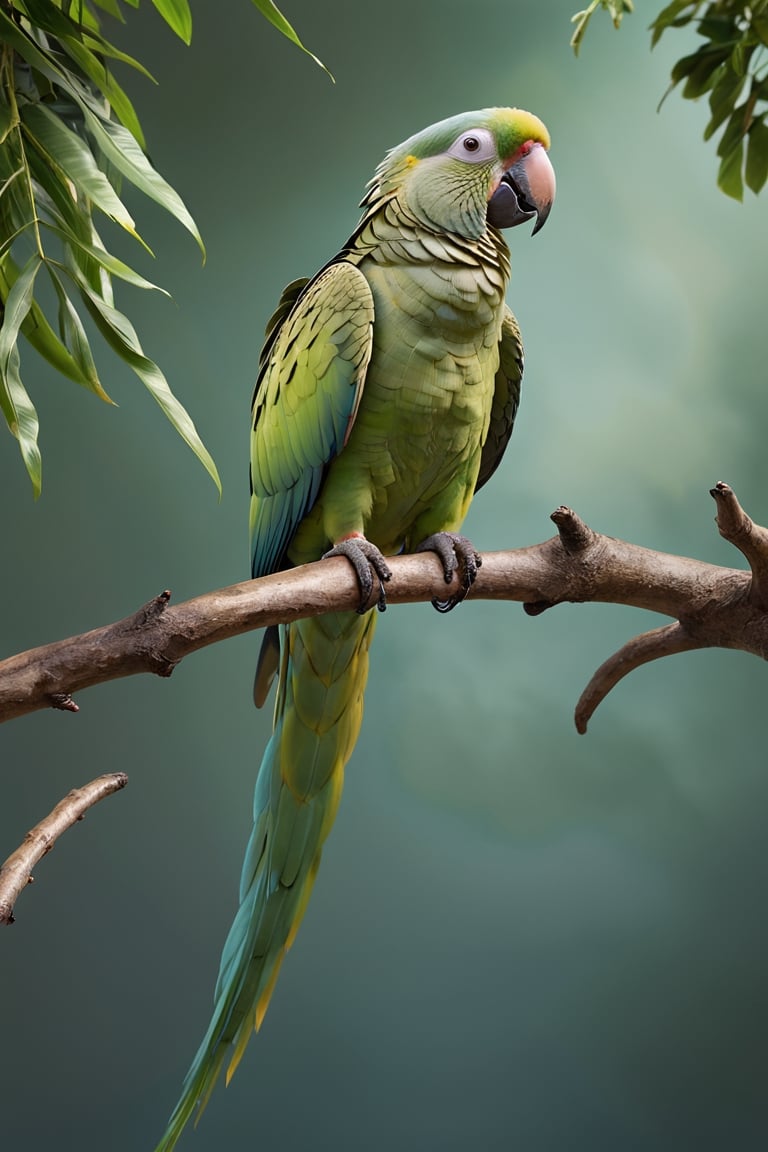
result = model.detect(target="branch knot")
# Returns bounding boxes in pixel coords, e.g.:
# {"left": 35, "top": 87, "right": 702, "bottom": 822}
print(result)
{"left": 711, "top": 482, "right": 768, "bottom": 610}
{"left": 551, "top": 505, "right": 597, "bottom": 554}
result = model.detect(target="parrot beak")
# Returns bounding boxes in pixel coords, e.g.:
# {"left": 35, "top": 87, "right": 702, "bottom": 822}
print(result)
{"left": 487, "top": 142, "right": 555, "bottom": 235}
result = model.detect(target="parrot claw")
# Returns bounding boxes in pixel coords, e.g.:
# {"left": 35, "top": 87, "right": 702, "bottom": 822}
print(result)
{"left": 323, "top": 536, "right": 392, "bottom": 613}
{"left": 416, "top": 532, "right": 482, "bottom": 613}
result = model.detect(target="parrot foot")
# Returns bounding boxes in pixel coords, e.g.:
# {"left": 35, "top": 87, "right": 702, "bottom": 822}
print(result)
{"left": 416, "top": 532, "right": 482, "bottom": 613}
{"left": 323, "top": 535, "right": 392, "bottom": 613}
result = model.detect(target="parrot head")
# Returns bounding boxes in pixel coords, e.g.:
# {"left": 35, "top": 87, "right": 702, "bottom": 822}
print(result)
{"left": 368, "top": 107, "right": 555, "bottom": 241}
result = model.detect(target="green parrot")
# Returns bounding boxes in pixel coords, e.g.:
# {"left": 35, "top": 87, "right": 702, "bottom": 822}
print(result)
{"left": 156, "top": 106, "right": 554, "bottom": 1151}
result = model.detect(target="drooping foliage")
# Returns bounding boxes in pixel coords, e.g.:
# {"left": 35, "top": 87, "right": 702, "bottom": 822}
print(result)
{"left": 0, "top": 0, "right": 325, "bottom": 495}
{"left": 571, "top": 1, "right": 768, "bottom": 201}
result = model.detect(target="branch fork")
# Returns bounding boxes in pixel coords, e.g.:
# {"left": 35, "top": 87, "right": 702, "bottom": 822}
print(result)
{"left": 572, "top": 482, "right": 768, "bottom": 731}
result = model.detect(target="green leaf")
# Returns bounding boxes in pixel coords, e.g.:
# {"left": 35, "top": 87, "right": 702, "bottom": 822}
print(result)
{"left": 79, "top": 108, "right": 205, "bottom": 257}
{"left": 26, "top": 293, "right": 95, "bottom": 388}
{"left": 60, "top": 34, "right": 149, "bottom": 148}
{"left": 69, "top": 1, "right": 102, "bottom": 34}
{"left": 698, "top": 15, "right": 739, "bottom": 44}
{"left": 0, "top": 103, "right": 18, "bottom": 146}
{"left": 570, "top": 4, "right": 598, "bottom": 57}
{"left": 705, "top": 64, "right": 745, "bottom": 140}
{"left": 0, "top": 254, "right": 43, "bottom": 495}
{"left": 717, "top": 103, "right": 749, "bottom": 158}
{"left": 78, "top": 31, "right": 157, "bottom": 83}
{"left": 92, "top": 0, "right": 125, "bottom": 19}
{"left": 151, "top": 0, "right": 192, "bottom": 44}
{"left": 650, "top": 0, "right": 698, "bottom": 46}
{"left": 717, "top": 138, "right": 744, "bottom": 200}
{"left": 569, "top": 0, "right": 633, "bottom": 54}
{"left": 0, "top": 251, "right": 92, "bottom": 388}
{"left": 14, "top": 0, "right": 77, "bottom": 40}
{"left": 0, "top": 166, "right": 23, "bottom": 208}
{"left": 73, "top": 273, "right": 221, "bottom": 493}
{"left": 46, "top": 262, "right": 109, "bottom": 399}
{"left": 745, "top": 118, "right": 768, "bottom": 194}
{"left": 45, "top": 224, "right": 169, "bottom": 294}
{"left": 0, "top": 134, "right": 34, "bottom": 242}
{"left": 1, "top": 343, "right": 42, "bottom": 494}
{"left": 675, "top": 47, "right": 730, "bottom": 99}
{"left": 24, "top": 144, "right": 107, "bottom": 293}
{"left": 729, "top": 39, "right": 755, "bottom": 78}
{"left": 250, "top": 0, "right": 333, "bottom": 80}
{"left": 88, "top": 224, "right": 116, "bottom": 307}
{"left": 669, "top": 50, "right": 699, "bottom": 85}
{"left": 0, "top": 254, "right": 41, "bottom": 371}
{"left": 21, "top": 102, "right": 139, "bottom": 236}
{"left": 605, "top": 0, "right": 634, "bottom": 31}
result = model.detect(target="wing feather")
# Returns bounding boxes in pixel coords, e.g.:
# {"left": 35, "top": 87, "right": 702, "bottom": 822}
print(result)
{"left": 250, "top": 262, "right": 374, "bottom": 579}
{"left": 475, "top": 305, "right": 523, "bottom": 493}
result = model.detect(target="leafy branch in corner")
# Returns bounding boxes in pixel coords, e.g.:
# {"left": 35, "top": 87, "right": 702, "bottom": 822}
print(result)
{"left": 570, "top": 0, "right": 635, "bottom": 55}
{"left": 570, "top": 0, "right": 768, "bottom": 199}
{"left": 0, "top": 0, "right": 327, "bottom": 496}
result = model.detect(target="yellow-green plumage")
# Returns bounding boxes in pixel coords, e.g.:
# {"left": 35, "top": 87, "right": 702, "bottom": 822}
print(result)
{"left": 156, "top": 107, "right": 553, "bottom": 1151}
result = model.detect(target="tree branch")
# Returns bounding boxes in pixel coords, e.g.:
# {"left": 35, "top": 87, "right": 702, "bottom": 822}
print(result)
{"left": 711, "top": 481, "right": 768, "bottom": 610}
{"left": 0, "top": 773, "right": 128, "bottom": 925}
{"left": 1, "top": 484, "right": 766, "bottom": 733}
{"left": 574, "top": 621, "right": 707, "bottom": 735}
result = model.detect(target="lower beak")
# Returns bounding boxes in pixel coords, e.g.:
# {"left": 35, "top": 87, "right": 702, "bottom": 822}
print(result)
{"left": 487, "top": 142, "right": 555, "bottom": 235}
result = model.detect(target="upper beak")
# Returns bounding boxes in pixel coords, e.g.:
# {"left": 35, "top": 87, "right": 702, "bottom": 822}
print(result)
{"left": 487, "top": 142, "right": 555, "bottom": 235}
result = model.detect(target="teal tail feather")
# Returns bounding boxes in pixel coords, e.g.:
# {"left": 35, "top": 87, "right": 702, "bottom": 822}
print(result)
{"left": 154, "top": 610, "right": 375, "bottom": 1151}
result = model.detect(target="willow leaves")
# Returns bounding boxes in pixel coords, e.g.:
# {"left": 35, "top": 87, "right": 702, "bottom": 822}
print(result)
{"left": 0, "top": 0, "right": 325, "bottom": 496}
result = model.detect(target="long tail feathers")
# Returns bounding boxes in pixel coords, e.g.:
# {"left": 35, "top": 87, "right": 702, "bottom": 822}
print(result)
{"left": 154, "top": 610, "right": 376, "bottom": 1152}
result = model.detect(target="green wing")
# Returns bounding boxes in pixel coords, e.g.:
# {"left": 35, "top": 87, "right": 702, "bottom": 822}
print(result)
{"left": 475, "top": 305, "right": 523, "bottom": 493}
{"left": 250, "top": 261, "right": 375, "bottom": 579}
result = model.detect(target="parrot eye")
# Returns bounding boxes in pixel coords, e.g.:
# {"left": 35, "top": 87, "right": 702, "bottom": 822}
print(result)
{"left": 446, "top": 127, "right": 496, "bottom": 163}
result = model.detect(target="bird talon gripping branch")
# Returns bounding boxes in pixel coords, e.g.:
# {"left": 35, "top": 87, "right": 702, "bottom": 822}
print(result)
{"left": 157, "top": 106, "right": 554, "bottom": 1152}
{"left": 323, "top": 536, "right": 392, "bottom": 613}
{"left": 416, "top": 531, "right": 483, "bottom": 612}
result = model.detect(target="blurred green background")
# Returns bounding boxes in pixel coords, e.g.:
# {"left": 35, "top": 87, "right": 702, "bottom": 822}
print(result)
{"left": 3, "top": 2, "right": 768, "bottom": 1149}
